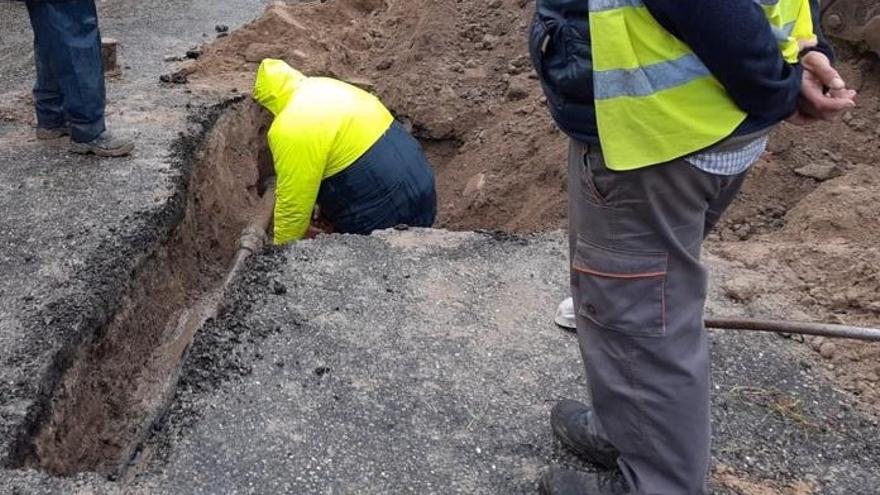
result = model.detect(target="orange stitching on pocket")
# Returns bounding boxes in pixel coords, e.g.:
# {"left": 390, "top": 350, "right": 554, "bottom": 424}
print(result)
{"left": 573, "top": 264, "right": 667, "bottom": 279}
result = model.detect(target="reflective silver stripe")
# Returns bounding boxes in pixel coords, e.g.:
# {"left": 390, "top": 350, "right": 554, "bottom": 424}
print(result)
{"left": 593, "top": 0, "right": 780, "bottom": 12}
{"left": 589, "top": 0, "right": 643, "bottom": 13}
{"left": 594, "top": 53, "right": 711, "bottom": 100}
{"left": 771, "top": 21, "right": 796, "bottom": 41}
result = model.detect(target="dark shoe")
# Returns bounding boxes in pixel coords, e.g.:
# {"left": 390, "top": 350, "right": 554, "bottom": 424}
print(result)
{"left": 70, "top": 131, "right": 134, "bottom": 157}
{"left": 551, "top": 400, "right": 619, "bottom": 469}
{"left": 36, "top": 126, "right": 70, "bottom": 140}
{"left": 539, "top": 468, "right": 630, "bottom": 495}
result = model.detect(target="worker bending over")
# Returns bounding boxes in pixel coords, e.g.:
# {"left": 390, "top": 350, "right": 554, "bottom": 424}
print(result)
{"left": 529, "top": 0, "right": 854, "bottom": 494}
{"left": 253, "top": 59, "right": 437, "bottom": 245}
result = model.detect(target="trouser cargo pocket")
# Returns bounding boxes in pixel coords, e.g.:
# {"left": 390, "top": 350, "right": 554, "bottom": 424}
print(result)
{"left": 573, "top": 239, "right": 668, "bottom": 338}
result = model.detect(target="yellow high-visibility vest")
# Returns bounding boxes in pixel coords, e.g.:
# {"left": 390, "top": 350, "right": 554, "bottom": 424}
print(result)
{"left": 590, "top": 0, "right": 816, "bottom": 170}
{"left": 253, "top": 59, "right": 394, "bottom": 244}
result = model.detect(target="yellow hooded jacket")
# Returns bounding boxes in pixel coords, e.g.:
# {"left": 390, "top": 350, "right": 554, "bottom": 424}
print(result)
{"left": 253, "top": 59, "right": 394, "bottom": 244}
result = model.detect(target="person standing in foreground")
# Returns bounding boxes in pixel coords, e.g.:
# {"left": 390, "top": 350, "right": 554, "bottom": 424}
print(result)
{"left": 529, "top": 0, "right": 855, "bottom": 494}
{"left": 253, "top": 59, "right": 437, "bottom": 245}
{"left": 24, "top": 0, "right": 134, "bottom": 157}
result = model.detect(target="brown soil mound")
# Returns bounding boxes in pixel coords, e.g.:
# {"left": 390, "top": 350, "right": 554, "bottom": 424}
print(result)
{"left": 185, "top": 0, "right": 880, "bottom": 414}
{"left": 713, "top": 53, "right": 880, "bottom": 414}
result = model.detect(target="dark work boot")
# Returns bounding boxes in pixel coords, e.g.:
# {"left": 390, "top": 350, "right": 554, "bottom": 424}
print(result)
{"left": 538, "top": 468, "right": 631, "bottom": 495}
{"left": 551, "top": 400, "right": 619, "bottom": 469}
{"left": 70, "top": 131, "right": 134, "bottom": 157}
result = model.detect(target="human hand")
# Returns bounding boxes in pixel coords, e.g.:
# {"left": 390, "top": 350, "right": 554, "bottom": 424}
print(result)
{"left": 304, "top": 225, "right": 327, "bottom": 239}
{"left": 304, "top": 218, "right": 333, "bottom": 239}
{"left": 788, "top": 51, "right": 856, "bottom": 126}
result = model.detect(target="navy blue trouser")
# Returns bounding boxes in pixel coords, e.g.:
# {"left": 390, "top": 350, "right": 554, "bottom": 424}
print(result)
{"left": 25, "top": 0, "right": 106, "bottom": 143}
{"left": 317, "top": 122, "right": 437, "bottom": 235}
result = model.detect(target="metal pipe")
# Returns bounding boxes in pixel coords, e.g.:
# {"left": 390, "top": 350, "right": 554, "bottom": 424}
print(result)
{"left": 706, "top": 317, "right": 880, "bottom": 342}
{"left": 161, "top": 183, "right": 276, "bottom": 363}
{"left": 123, "top": 184, "right": 277, "bottom": 480}
{"left": 221, "top": 183, "right": 276, "bottom": 291}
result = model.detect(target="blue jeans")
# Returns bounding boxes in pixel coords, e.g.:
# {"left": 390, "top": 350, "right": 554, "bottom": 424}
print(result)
{"left": 25, "top": 0, "right": 106, "bottom": 143}
{"left": 317, "top": 122, "right": 437, "bottom": 235}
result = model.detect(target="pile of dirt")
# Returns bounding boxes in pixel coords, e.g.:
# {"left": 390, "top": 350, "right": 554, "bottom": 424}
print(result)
{"left": 183, "top": 0, "right": 880, "bottom": 418}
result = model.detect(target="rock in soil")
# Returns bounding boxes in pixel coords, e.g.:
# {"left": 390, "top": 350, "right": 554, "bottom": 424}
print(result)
{"left": 794, "top": 162, "right": 844, "bottom": 181}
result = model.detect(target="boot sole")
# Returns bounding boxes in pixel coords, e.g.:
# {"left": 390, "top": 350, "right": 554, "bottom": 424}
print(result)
{"left": 554, "top": 313, "right": 577, "bottom": 331}
{"left": 70, "top": 142, "right": 135, "bottom": 157}
{"left": 36, "top": 130, "right": 70, "bottom": 140}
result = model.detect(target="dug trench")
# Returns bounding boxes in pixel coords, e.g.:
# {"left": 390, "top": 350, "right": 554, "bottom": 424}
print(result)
{"left": 6, "top": 99, "right": 276, "bottom": 478}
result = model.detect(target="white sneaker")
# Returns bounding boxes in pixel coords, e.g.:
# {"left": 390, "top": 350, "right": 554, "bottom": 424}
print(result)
{"left": 554, "top": 297, "right": 577, "bottom": 330}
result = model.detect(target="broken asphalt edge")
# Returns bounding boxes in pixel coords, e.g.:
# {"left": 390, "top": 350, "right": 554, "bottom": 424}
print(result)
{"left": 2, "top": 96, "right": 248, "bottom": 470}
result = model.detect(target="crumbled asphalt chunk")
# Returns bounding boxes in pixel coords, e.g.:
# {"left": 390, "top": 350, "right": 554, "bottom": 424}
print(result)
{"left": 160, "top": 70, "right": 189, "bottom": 84}
{"left": 271, "top": 279, "right": 287, "bottom": 295}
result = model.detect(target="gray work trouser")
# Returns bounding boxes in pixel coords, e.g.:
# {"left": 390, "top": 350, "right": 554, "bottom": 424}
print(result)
{"left": 567, "top": 140, "right": 748, "bottom": 495}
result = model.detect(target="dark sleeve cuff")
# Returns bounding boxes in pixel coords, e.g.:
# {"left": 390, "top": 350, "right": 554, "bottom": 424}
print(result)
{"left": 801, "top": 44, "right": 835, "bottom": 64}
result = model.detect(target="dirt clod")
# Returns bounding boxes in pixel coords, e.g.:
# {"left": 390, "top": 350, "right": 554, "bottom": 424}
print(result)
{"left": 819, "top": 342, "right": 838, "bottom": 360}
{"left": 794, "top": 162, "right": 844, "bottom": 181}
{"left": 160, "top": 70, "right": 189, "bottom": 84}
{"left": 271, "top": 279, "right": 287, "bottom": 296}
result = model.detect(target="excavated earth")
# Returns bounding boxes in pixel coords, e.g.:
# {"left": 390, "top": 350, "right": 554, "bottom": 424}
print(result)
{"left": 0, "top": 0, "right": 879, "bottom": 494}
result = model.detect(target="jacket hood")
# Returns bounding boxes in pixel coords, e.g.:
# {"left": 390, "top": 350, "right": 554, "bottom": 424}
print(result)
{"left": 253, "top": 59, "right": 307, "bottom": 116}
